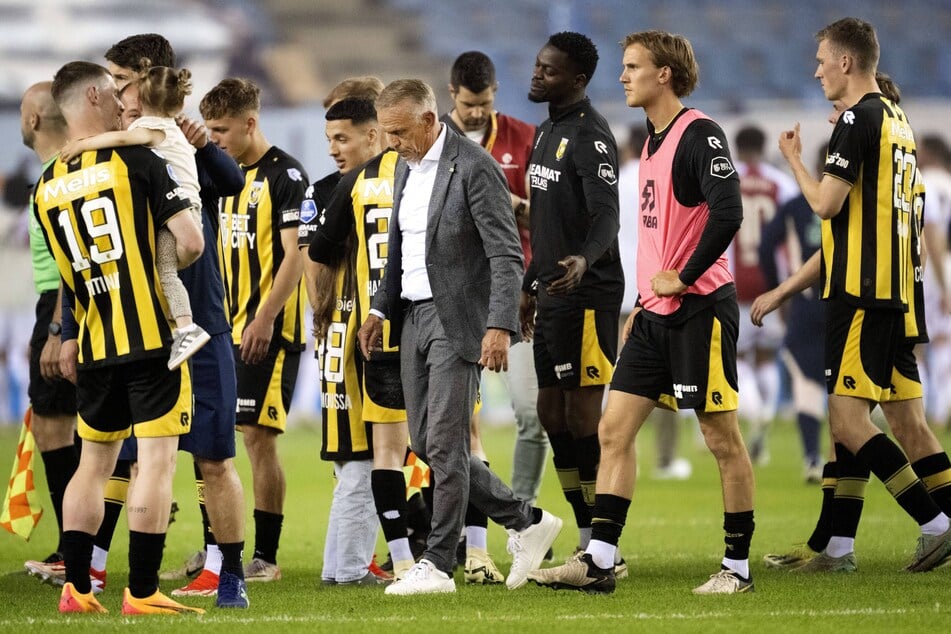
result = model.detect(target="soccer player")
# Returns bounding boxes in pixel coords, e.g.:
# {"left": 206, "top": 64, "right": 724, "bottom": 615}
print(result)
{"left": 522, "top": 32, "right": 623, "bottom": 559}
{"left": 757, "top": 71, "right": 951, "bottom": 573}
{"left": 105, "top": 35, "right": 250, "bottom": 606}
{"left": 36, "top": 61, "right": 204, "bottom": 614}
{"left": 441, "top": 50, "right": 540, "bottom": 581}
{"left": 772, "top": 17, "right": 951, "bottom": 572}
{"left": 202, "top": 78, "right": 309, "bottom": 582}
{"left": 529, "top": 30, "right": 754, "bottom": 595}
{"left": 729, "top": 125, "right": 799, "bottom": 465}
{"left": 303, "top": 98, "right": 406, "bottom": 585}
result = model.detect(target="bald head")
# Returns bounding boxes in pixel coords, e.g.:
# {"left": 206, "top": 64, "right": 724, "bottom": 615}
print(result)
{"left": 21, "top": 81, "right": 68, "bottom": 161}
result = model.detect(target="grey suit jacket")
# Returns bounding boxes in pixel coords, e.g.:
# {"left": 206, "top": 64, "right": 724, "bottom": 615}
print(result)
{"left": 372, "top": 126, "right": 524, "bottom": 363}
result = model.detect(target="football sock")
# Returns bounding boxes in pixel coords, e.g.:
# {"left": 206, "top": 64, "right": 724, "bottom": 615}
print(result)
{"left": 61, "top": 530, "right": 94, "bottom": 594}
{"left": 90, "top": 545, "right": 108, "bottom": 571}
{"left": 590, "top": 493, "right": 630, "bottom": 550}
{"left": 912, "top": 453, "right": 951, "bottom": 516}
{"left": 466, "top": 526, "right": 488, "bottom": 551}
{"left": 857, "top": 433, "right": 944, "bottom": 527}
{"left": 722, "top": 557, "right": 749, "bottom": 579}
{"left": 807, "top": 462, "right": 838, "bottom": 552}
{"left": 218, "top": 541, "right": 245, "bottom": 578}
{"left": 575, "top": 433, "right": 600, "bottom": 511}
{"left": 40, "top": 445, "right": 79, "bottom": 548}
{"left": 128, "top": 531, "right": 165, "bottom": 598}
{"left": 831, "top": 443, "right": 869, "bottom": 540}
{"left": 825, "top": 536, "right": 854, "bottom": 558}
{"left": 252, "top": 509, "right": 283, "bottom": 564}
{"left": 723, "top": 510, "right": 755, "bottom": 563}
{"left": 205, "top": 544, "right": 223, "bottom": 575}
{"left": 95, "top": 459, "right": 130, "bottom": 552}
{"left": 195, "top": 461, "right": 217, "bottom": 547}
{"left": 371, "top": 469, "right": 413, "bottom": 561}
{"left": 586, "top": 540, "right": 616, "bottom": 570}
{"left": 549, "top": 432, "right": 591, "bottom": 531}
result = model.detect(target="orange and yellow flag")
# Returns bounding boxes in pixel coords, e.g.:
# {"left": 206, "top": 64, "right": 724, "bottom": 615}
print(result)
{"left": 1, "top": 408, "right": 43, "bottom": 539}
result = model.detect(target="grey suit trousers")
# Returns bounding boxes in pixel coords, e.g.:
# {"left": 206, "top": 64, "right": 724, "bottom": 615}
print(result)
{"left": 401, "top": 301, "right": 534, "bottom": 574}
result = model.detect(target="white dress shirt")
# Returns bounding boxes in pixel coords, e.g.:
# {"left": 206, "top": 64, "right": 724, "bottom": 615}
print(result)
{"left": 398, "top": 123, "right": 447, "bottom": 301}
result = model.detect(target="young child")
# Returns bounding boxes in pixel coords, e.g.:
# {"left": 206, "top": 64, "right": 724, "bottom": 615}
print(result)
{"left": 61, "top": 61, "right": 209, "bottom": 369}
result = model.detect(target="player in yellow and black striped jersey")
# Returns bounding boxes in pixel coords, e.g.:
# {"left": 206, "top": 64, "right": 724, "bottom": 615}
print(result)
{"left": 820, "top": 92, "right": 916, "bottom": 311}
{"left": 34, "top": 147, "right": 191, "bottom": 368}
{"left": 218, "top": 146, "right": 309, "bottom": 355}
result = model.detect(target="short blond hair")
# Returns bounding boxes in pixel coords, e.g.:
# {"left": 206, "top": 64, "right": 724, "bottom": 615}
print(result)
{"left": 199, "top": 77, "right": 260, "bottom": 120}
{"left": 376, "top": 79, "right": 437, "bottom": 117}
{"left": 621, "top": 30, "right": 699, "bottom": 98}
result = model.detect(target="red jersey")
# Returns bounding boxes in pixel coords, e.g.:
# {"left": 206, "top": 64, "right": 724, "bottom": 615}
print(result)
{"left": 638, "top": 109, "right": 734, "bottom": 315}
{"left": 731, "top": 161, "right": 798, "bottom": 302}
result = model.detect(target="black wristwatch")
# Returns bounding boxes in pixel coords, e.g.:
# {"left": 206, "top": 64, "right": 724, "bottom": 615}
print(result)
{"left": 48, "top": 321, "right": 62, "bottom": 336}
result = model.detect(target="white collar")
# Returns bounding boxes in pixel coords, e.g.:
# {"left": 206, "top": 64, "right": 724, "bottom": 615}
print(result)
{"left": 408, "top": 123, "right": 447, "bottom": 170}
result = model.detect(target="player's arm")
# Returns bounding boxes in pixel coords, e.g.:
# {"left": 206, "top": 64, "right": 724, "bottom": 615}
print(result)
{"left": 60, "top": 128, "right": 163, "bottom": 162}
{"left": 59, "top": 285, "right": 79, "bottom": 385}
{"left": 657, "top": 121, "right": 742, "bottom": 296}
{"left": 779, "top": 123, "right": 853, "bottom": 220}
{"left": 750, "top": 250, "right": 821, "bottom": 327}
{"left": 39, "top": 282, "right": 65, "bottom": 381}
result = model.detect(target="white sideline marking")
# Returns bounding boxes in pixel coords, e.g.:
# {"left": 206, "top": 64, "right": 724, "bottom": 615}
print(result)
{"left": 2, "top": 606, "right": 942, "bottom": 626}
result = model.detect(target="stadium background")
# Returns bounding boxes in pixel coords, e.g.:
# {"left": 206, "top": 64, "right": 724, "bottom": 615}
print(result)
{"left": 0, "top": 0, "right": 948, "bottom": 425}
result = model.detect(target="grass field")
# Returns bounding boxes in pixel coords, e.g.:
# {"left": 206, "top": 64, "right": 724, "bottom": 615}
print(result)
{"left": 1, "top": 416, "right": 950, "bottom": 632}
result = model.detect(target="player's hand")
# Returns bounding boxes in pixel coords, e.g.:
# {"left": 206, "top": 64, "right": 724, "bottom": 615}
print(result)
{"left": 358, "top": 315, "right": 384, "bottom": 360}
{"left": 59, "top": 139, "right": 86, "bottom": 163}
{"left": 239, "top": 317, "right": 274, "bottom": 364}
{"left": 177, "top": 115, "right": 209, "bottom": 149}
{"left": 59, "top": 339, "right": 78, "bottom": 385}
{"left": 546, "top": 255, "right": 587, "bottom": 296}
{"left": 622, "top": 307, "right": 641, "bottom": 344}
{"left": 750, "top": 288, "right": 784, "bottom": 327}
{"left": 651, "top": 270, "right": 687, "bottom": 297}
{"left": 40, "top": 334, "right": 63, "bottom": 381}
{"left": 480, "top": 328, "right": 510, "bottom": 372}
{"left": 519, "top": 291, "right": 536, "bottom": 341}
{"left": 778, "top": 123, "right": 802, "bottom": 163}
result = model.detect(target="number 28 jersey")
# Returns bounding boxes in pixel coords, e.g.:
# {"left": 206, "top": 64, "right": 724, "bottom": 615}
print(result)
{"left": 33, "top": 147, "right": 191, "bottom": 367}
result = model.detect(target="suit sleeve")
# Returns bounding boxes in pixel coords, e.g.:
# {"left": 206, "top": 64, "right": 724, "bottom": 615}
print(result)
{"left": 468, "top": 153, "right": 524, "bottom": 333}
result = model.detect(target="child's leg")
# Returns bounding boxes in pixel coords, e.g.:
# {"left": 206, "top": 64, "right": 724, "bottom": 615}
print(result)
{"left": 157, "top": 227, "right": 193, "bottom": 328}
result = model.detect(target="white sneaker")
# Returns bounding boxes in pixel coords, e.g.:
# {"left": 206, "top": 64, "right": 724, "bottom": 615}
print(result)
{"left": 168, "top": 323, "right": 211, "bottom": 370}
{"left": 506, "top": 510, "right": 563, "bottom": 590}
{"left": 384, "top": 559, "right": 455, "bottom": 595}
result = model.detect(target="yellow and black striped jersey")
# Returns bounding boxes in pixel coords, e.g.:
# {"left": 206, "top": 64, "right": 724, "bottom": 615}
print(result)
{"left": 33, "top": 147, "right": 191, "bottom": 367}
{"left": 821, "top": 93, "right": 916, "bottom": 310}
{"left": 218, "top": 146, "right": 308, "bottom": 350}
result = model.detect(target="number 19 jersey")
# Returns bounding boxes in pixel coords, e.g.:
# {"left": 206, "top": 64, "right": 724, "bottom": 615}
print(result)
{"left": 33, "top": 147, "right": 191, "bottom": 367}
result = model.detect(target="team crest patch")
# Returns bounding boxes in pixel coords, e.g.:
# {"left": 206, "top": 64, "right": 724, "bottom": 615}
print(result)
{"left": 248, "top": 180, "right": 264, "bottom": 207}
{"left": 555, "top": 137, "right": 569, "bottom": 161}
{"left": 300, "top": 199, "right": 318, "bottom": 223}
{"left": 598, "top": 163, "right": 617, "bottom": 185}
{"left": 709, "top": 157, "right": 735, "bottom": 179}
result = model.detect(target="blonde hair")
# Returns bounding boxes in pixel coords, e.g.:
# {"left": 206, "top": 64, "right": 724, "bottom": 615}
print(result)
{"left": 136, "top": 57, "right": 192, "bottom": 117}
{"left": 621, "top": 31, "right": 699, "bottom": 97}
{"left": 323, "top": 76, "right": 385, "bottom": 109}
{"left": 200, "top": 77, "right": 261, "bottom": 120}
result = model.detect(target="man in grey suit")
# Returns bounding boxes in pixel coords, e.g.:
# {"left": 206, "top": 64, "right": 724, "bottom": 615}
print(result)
{"left": 358, "top": 79, "right": 562, "bottom": 595}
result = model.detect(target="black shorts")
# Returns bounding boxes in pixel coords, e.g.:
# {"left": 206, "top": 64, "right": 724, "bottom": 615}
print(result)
{"left": 28, "top": 290, "right": 77, "bottom": 417}
{"left": 879, "top": 342, "right": 923, "bottom": 403}
{"left": 533, "top": 302, "right": 618, "bottom": 389}
{"left": 611, "top": 297, "right": 739, "bottom": 412}
{"left": 825, "top": 300, "right": 903, "bottom": 400}
{"left": 234, "top": 344, "right": 301, "bottom": 432}
{"left": 76, "top": 356, "right": 193, "bottom": 442}
{"left": 363, "top": 358, "right": 406, "bottom": 423}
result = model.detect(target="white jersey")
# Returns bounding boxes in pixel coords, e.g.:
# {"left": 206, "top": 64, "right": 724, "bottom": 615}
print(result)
{"left": 130, "top": 115, "right": 200, "bottom": 209}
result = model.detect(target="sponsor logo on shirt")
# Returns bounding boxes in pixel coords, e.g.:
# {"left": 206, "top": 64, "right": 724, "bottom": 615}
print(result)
{"left": 300, "top": 199, "right": 318, "bottom": 223}
{"left": 529, "top": 163, "right": 561, "bottom": 191}
{"left": 287, "top": 168, "right": 303, "bottom": 181}
{"left": 598, "top": 163, "right": 617, "bottom": 185}
{"left": 555, "top": 137, "right": 569, "bottom": 161}
{"left": 707, "top": 136, "right": 723, "bottom": 149}
{"left": 594, "top": 140, "right": 609, "bottom": 155}
{"left": 709, "top": 157, "right": 735, "bottom": 179}
{"left": 281, "top": 209, "right": 299, "bottom": 223}
{"left": 842, "top": 111, "right": 855, "bottom": 125}
{"left": 826, "top": 153, "right": 849, "bottom": 169}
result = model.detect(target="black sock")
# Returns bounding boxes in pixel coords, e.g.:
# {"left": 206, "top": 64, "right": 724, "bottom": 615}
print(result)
{"left": 590, "top": 494, "right": 630, "bottom": 546}
{"left": 857, "top": 433, "right": 942, "bottom": 525}
{"left": 372, "top": 469, "right": 410, "bottom": 543}
{"left": 831, "top": 444, "right": 869, "bottom": 539}
{"left": 912, "top": 453, "right": 951, "bottom": 517}
{"left": 128, "top": 531, "right": 165, "bottom": 598}
{"left": 61, "top": 530, "right": 94, "bottom": 593}
{"left": 194, "top": 462, "right": 216, "bottom": 546}
{"left": 549, "top": 432, "right": 591, "bottom": 529}
{"left": 405, "top": 491, "right": 431, "bottom": 538}
{"left": 40, "top": 445, "right": 79, "bottom": 550}
{"left": 95, "top": 459, "right": 130, "bottom": 551}
{"left": 723, "top": 510, "right": 755, "bottom": 562}
{"left": 252, "top": 509, "right": 283, "bottom": 564}
{"left": 807, "top": 462, "right": 838, "bottom": 552}
{"left": 575, "top": 434, "right": 601, "bottom": 510}
{"left": 464, "top": 460, "right": 489, "bottom": 529}
{"left": 218, "top": 541, "right": 245, "bottom": 578}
